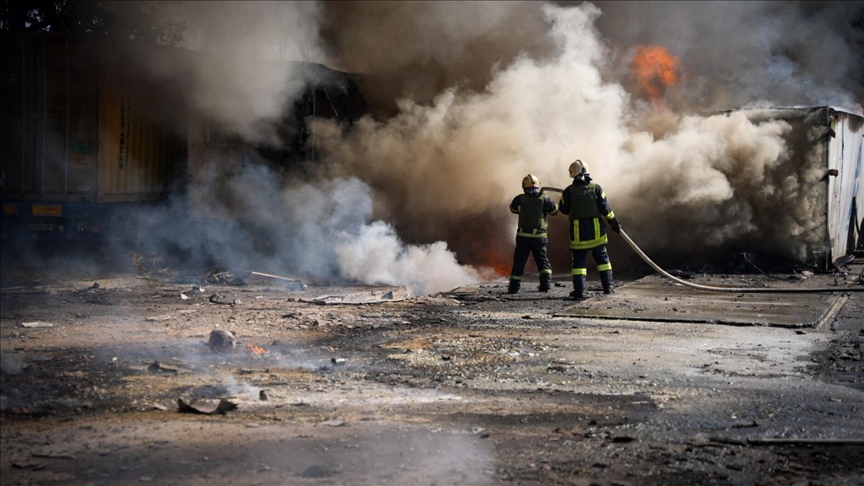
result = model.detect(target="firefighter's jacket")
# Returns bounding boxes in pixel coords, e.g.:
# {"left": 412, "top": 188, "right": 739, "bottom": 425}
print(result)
{"left": 558, "top": 176, "right": 617, "bottom": 250}
{"left": 509, "top": 191, "right": 559, "bottom": 238}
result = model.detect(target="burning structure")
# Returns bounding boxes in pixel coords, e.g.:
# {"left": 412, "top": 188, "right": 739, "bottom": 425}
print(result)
{"left": 2, "top": 1, "right": 864, "bottom": 291}
{"left": 2, "top": 4, "right": 864, "bottom": 485}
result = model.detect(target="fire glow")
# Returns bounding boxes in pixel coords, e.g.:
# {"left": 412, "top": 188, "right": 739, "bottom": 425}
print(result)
{"left": 473, "top": 248, "right": 512, "bottom": 277}
{"left": 245, "top": 344, "right": 267, "bottom": 355}
{"left": 630, "top": 45, "right": 682, "bottom": 98}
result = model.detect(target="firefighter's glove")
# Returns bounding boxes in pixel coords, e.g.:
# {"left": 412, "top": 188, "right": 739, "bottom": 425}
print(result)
{"left": 609, "top": 218, "right": 622, "bottom": 234}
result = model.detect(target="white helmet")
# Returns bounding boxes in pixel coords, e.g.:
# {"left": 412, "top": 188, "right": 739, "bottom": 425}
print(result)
{"left": 522, "top": 174, "right": 541, "bottom": 188}
{"left": 569, "top": 159, "right": 589, "bottom": 178}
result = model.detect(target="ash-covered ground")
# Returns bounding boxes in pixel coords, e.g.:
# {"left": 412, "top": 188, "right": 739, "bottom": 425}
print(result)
{"left": 1, "top": 246, "right": 862, "bottom": 486}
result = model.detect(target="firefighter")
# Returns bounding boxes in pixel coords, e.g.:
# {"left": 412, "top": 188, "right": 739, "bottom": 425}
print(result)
{"left": 558, "top": 159, "right": 621, "bottom": 300}
{"left": 508, "top": 174, "right": 559, "bottom": 294}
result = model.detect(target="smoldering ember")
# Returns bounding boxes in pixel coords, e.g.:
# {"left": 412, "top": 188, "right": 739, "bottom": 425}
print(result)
{"left": 2, "top": 2, "right": 864, "bottom": 485}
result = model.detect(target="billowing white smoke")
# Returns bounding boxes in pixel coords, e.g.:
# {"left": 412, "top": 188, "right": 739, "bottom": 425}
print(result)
{"left": 335, "top": 221, "right": 481, "bottom": 295}
{"left": 312, "top": 4, "right": 629, "bottom": 242}
{"left": 284, "top": 177, "right": 481, "bottom": 294}
{"left": 312, "top": 2, "right": 857, "bottom": 263}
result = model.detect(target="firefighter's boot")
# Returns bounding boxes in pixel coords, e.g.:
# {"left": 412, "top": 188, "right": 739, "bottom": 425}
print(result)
{"left": 507, "top": 278, "right": 521, "bottom": 294}
{"left": 538, "top": 273, "right": 551, "bottom": 292}
{"left": 569, "top": 276, "right": 586, "bottom": 300}
{"left": 600, "top": 270, "right": 614, "bottom": 294}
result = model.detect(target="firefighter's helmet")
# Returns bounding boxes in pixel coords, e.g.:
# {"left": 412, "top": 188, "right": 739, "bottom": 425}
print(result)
{"left": 522, "top": 174, "right": 541, "bottom": 188}
{"left": 569, "top": 159, "right": 589, "bottom": 177}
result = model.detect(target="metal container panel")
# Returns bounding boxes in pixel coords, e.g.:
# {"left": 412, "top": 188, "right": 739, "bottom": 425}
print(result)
{"left": 1, "top": 38, "right": 34, "bottom": 195}
{"left": 826, "top": 109, "right": 864, "bottom": 264}
{"left": 97, "top": 45, "right": 186, "bottom": 202}
{"left": 2, "top": 36, "right": 185, "bottom": 204}
{"left": 0, "top": 37, "right": 99, "bottom": 200}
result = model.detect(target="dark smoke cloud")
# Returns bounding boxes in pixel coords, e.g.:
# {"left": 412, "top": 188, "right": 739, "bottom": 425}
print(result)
{"left": 592, "top": 1, "right": 864, "bottom": 112}
{"left": 319, "top": 1, "right": 556, "bottom": 108}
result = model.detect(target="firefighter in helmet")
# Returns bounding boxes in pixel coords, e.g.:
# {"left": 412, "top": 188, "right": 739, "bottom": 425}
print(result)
{"left": 558, "top": 159, "right": 621, "bottom": 300}
{"left": 508, "top": 174, "right": 559, "bottom": 294}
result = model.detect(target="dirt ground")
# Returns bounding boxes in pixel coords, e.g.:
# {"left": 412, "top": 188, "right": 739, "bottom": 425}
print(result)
{"left": 1, "top": 246, "right": 863, "bottom": 486}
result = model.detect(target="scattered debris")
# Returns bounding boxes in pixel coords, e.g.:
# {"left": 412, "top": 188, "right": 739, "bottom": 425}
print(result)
{"left": 147, "top": 361, "right": 180, "bottom": 374}
{"left": 73, "top": 282, "right": 102, "bottom": 295}
{"left": 546, "top": 363, "right": 568, "bottom": 372}
{"left": 177, "top": 398, "right": 238, "bottom": 415}
{"left": 21, "top": 321, "right": 53, "bottom": 328}
{"left": 152, "top": 403, "right": 168, "bottom": 411}
{"left": 319, "top": 419, "right": 345, "bottom": 427}
{"left": 208, "top": 293, "right": 242, "bottom": 305}
{"left": 244, "top": 270, "right": 307, "bottom": 291}
{"left": 208, "top": 330, "right": 236, "bottom": 354}
{"left": 203, "top": 270, "right": 246, "bottom": 286}
{"left": 302, "top": 288, "right": 410, "bottom": 305}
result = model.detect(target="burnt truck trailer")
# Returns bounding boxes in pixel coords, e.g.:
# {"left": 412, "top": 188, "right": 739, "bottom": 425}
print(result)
{"left": 1, "top": 35, "right": 370, "bottom": 248}
{"left": 0, "top": 35, "right": 187, "bottom": 243}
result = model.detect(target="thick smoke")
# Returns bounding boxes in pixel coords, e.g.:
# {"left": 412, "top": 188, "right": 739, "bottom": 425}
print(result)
{"left": 121, "top": 1, "right": 485, "bottom": 293}
{"left": 127, "top": 1, "right": 863, "bottom": 289}
{"left": 145, "top": 1, "right": 329, "bottom": 143}
{"left": 150, "top": 166, "right": 480, "bottom": 295}
{"left": 309, "top": 1, "right": 863, "bottom": 267}
{"left": 592, "top": 1, "right": 864, "bottom": 113}
{"left": 319, "top": 1, "right": 556, "bottom": 109}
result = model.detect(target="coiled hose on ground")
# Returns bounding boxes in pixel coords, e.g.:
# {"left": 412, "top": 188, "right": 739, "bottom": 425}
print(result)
{"left": 540, "top": 187, "right": 863, "bottom": 293}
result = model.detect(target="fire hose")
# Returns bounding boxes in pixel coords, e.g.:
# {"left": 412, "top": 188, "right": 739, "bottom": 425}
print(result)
{"left": 540, "top": 187, "right": 863, "bottom": 293}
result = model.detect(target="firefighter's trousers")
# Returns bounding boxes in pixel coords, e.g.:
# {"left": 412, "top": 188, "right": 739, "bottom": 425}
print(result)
{"left": 509, "top": 236, "right": 552, "bottom": 292}
{"left": 570, "top": 245, "right": 613, "bottom": 296}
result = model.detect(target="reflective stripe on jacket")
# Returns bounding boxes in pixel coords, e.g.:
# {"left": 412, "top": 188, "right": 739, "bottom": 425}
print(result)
{"left": 558, "top": 177, "right": 617, "bottom": 250}
{"left": 510, "top": 193, "right": 559, "bottom": 239}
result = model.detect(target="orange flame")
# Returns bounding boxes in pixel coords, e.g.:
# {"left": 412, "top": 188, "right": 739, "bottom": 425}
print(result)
{"left": 630, "top": 45, "right": 681, "bottom": 98}
{"left": 473, "top": 247, "right": 512, "bottom": 278}
{"left": 245, "top": 344, "right": 267, "bottom": 355}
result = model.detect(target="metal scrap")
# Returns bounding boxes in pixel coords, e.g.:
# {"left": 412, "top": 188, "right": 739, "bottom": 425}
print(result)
{"left": 244, "top": 270, "right": 307, "bottom": 290}
{"left": 301, "top": 288, "right": 410, "bottom": 305}
{"left": 177, "top": 398, "right": 238, "bottom": 415}
{"left": 147, "top": 361, "right": 180, "bottom": 374}
{"left": 208, "top": 330, "right": 236, "bottom": 353}
{"left": 203, "top": 270, "right": 247, "bottom": 286}
{"left": 21, "top": 321, "right": 53, "bottom": 328}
